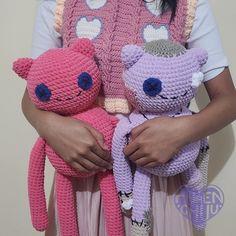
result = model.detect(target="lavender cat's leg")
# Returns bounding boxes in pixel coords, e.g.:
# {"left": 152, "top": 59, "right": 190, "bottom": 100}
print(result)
{"left": 189, "top": 137, "right": 209, "bottom": 230}
{"left": 194, "top": 137, "right": 209, "bottom": 187}
{"left": 181, "top": 164, "right": 206, "bottom": 231}
{"left": 112, "top": 119, "right": 134, "bottom": 212}
{"left": 131, "top": 167, "right": 152, "bottom": 236}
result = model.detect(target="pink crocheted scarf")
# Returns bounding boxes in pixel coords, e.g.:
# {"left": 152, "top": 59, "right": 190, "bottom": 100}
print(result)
{"left": 56, "top": 0, "right": 197, "bottom": 113}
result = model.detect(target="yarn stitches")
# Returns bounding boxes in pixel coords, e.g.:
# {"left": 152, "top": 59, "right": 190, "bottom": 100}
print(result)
{"left": 13, "top": 39, "right": 124, "bottom": 236}
{"left": 59, "top": 0, "right": 195, "bottom": 113}
{"left": 112, "top": 39, "right": 210, "bottom": 235}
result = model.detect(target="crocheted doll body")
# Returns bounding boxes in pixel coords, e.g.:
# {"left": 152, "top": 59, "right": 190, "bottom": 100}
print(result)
{"left": 112, "top": 40, "right": 210, "bottom": 235}
{"left": 13, "top": 39, "right": 124, "bottom": 236}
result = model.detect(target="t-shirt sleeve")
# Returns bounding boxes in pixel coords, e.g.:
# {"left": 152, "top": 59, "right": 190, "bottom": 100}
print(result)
{"left": 31, "top": 0, "right": 62, "bottom": 59}
{"left": 187, "top": 0, "right": 229, "bottom": 82}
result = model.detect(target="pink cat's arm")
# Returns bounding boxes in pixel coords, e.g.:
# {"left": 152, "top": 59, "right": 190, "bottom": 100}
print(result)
{"left": 28, "top": 137, "right": 48, "bottom": 231}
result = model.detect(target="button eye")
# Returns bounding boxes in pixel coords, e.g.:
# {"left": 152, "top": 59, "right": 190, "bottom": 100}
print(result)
{"left": 77, "top": 72, "right": 93, "bottom": 91}
{"left": 143, "top": 78, "right": 162, "bottom": 97}
{"left": 35, "top": 83, "right": 52, "bottom": 102}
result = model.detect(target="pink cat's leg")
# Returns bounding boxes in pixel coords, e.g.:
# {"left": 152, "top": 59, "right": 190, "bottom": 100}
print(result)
{"left": 131, "top": 167, "right": 152, "bottom": 236}
{"left": 28, "top": 137, "right": 48, "bottom": 231}
{"left": 99, "top": 171, "right": 125, "bottom": 236}
{"left": 55, "top": 173, "right": 79, "bottom": 236}
{"left": 112, "top": 122, "right": 133, "bottom": 212}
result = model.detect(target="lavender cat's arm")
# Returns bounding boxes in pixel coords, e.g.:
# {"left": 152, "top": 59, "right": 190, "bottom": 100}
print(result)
{"left": 112, "top": 116, "right": 134, "bottom": 210}
{"left": 131, "top": 167, "right": 152, "bottom": 234}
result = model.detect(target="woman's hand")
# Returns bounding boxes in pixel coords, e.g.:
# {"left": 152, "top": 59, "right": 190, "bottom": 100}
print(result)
{"left": 38, "top": 112, "right": 113, "bottom": 173}
{"left": 21, "top": 89, "right": 112, "bottom": 173}
{"left": 123, "top": 116, "right": 191, "bottom": 168}
{"left": 123, "top": 68, "right": 236, "bottom": 169}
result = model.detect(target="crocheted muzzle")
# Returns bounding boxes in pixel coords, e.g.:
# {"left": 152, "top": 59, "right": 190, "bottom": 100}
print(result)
{"left": 121, "top": 39, "right": 208, "bottom": 113}
{"left": 13, "top": 38, "right": 101, "bottom": 115}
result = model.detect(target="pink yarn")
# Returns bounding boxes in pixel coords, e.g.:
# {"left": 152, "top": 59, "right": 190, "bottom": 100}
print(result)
{"left": 62, "top": 0, "right": 191, "bottom": 113}
{"left": 13, "top": 39, "right": 124, "bottom": 236}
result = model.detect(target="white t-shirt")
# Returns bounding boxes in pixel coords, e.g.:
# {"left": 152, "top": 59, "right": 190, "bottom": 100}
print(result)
{"left": 31, "top": 0, "right": 229, "bottom": 82}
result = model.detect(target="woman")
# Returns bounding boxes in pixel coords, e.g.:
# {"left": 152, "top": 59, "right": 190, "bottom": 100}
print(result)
{"left": 23, "top": 0, "right": 236, "bottom": 235}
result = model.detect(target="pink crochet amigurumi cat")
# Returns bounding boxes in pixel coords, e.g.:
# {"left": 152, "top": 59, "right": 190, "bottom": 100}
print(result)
{"left": 112, "top": 39, "right": 210, "bottom": 235}
{"left": 13, "top": 39, "right": 124, "bottom": 236}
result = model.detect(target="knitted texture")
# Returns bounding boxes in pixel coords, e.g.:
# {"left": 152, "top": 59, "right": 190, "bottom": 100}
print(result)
{"left": 60, "top": 0, "right": 196, "bottom": 113}
{"left": 144, "top": 39, "right": 186, "bottom": 57}
{"left": 184, "top": 0, "right": 198, "bottom": 40}
{"left": 54, "top": 0, "right": 66, "bottom": 33}
{"left": 112, "top": 40, "right": 209, "bottom": 235}
{"left": 13, "top": 39, "right": 124, "bottom": 236}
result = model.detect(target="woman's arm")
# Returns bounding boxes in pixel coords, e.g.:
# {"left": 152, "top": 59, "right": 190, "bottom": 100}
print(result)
{"left": 184, "top": 68, "right": 236, "bottom": 143}
{"left": 123, "top": 0, "right": 235, "bottom": 167}
{"left": 22, "top": 89, "right": 49, "bottom": 132}
{"left": 123, "top": 68, "right": 236, "bottom": 167}
{"left": 22, "top": 89, "right": 112, "bottom": 172}
{"left": 23, "top": 1, "right": 112, "bottom": 172}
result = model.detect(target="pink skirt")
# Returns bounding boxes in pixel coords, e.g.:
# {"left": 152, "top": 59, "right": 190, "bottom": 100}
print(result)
{"left": 45, "top": 174, "right": 193, "bottom": 236}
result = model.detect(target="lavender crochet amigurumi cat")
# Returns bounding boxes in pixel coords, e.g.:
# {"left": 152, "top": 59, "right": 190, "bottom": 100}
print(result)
{"left": 112, "top": 40, "right": 210, "bottom": 235}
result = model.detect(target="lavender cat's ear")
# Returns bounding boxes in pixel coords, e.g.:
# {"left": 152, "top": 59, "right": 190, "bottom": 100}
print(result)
{"left": 121, "top": 45, "right": 144, "bottom": 69}
{"left": 71, "top": 38, "right": 95, "bottom": 58}
{"left": 190, "top": 48, "right": 208, "bottom": 66}
{"left": 12, "top": 58, "right": 34, "bottom": 80}
{"left": 191, "top": 72, "right": 204, "bottom": 88}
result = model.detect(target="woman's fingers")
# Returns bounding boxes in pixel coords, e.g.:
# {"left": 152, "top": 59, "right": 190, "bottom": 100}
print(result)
{"left": 86, "top": 126, "right": 111, "bottom": 161}
{"left": 134, "top": 157, "right": 151, "bottom": 167}
{"left": 81, "top": 151, "right": 112, "bottom": 170}
{"left": 76, "top": 157, "right": 106, "bottom": 172}
{"left": 143, "top": 162, "right": 159, "bottom": 168}
{"left": 123, "top": 140, "right": 139, "bottom": 157}
{"left": 70, "top": 161, "right": 90, "bottom": 173}
{"left": 87, "top": 125, "right": 108, "bottom": 150}
{"left": 127, "top": 149, "right": 143, "bottom": 162}
{"left": 132, "top": 157, "right": 160, "bottom": 168}
{"left": 42, "top": 115, "right": 113, "bottom": 173}
{"left": 130, "top": 123, "right": 147, "bottom": 140}
{"left": 78, "top": 128, "right": 112, "bottom": 168}
{"left": 91, "top": 141, "right": 111, "bottom": 162}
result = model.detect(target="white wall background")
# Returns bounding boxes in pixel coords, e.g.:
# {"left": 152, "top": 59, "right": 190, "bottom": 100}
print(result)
{"left": 0, "top": 0, "right": 235, "bottom": 235}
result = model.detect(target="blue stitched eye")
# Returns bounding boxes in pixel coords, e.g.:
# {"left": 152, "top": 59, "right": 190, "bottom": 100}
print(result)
{"left": 143, "top": 78, "right": 162, "bottom": 97}
{"left": 35, "top": 83, "right": 52, "bottom": 102}
{"left": 77, "top": 72, "right": 93, "bottom": 91}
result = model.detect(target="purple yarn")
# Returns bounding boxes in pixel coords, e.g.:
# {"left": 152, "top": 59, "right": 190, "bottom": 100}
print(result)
{"left": 112, "top": 40, "right": 209, "bottom": 234}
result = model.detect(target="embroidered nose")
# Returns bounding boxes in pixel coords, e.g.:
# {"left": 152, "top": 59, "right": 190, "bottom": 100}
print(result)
{"left": 143, "top": 78, "right": 162, "bottom": 97}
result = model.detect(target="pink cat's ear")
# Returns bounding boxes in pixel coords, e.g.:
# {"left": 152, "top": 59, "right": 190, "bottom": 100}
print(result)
{"left": 71, "top": 38, "right": 95, "bottom": 58}
{"left": 12, "top": 58, "right": 34, "bottom": 80}
{"left": 121, "top": 45, "right": 144, "bottom": 69}
{"left": 190, "top": 48, "right": 208, "bottom": 66}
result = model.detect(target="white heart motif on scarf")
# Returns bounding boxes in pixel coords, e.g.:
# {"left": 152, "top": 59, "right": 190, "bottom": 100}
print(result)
{"left": 85, "top": 0, "right": 107, "bottom": 10}
{"left": 76, "top": 17, "right": 102, "bottom": 40}
{"left": 145, "top": 0, "right": 162, "bottom": 16}
{"left": 143, "top": 25, "right": 169, "bottom": 42}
